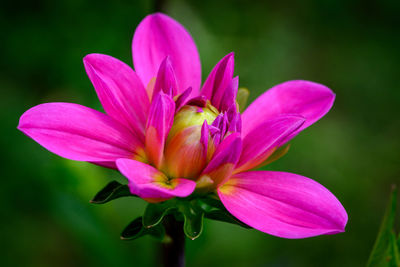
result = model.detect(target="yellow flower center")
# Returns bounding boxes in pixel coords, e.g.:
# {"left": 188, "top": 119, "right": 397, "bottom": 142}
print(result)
{"left": 163, "top": 102, "right": 219, "bottom": 179}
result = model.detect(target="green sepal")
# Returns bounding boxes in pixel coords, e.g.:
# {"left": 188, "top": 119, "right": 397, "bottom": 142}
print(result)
{"left": 90, "top": 181, "right": 135, "bottom": 204}
{"left": 237, "top": 87, "right": 249, "bottom": 113}
{"left": 178, "top": 201, "right": 204, "bottom": 240}
{"left": 120, "top": 217, "right": 165, "bottom": 241}
{"left": 197, "top": 196, "right": 251, "bottom": 229}
{"left": 204, "top": 210, "right": 251, "bottom": 229}
{"left": 197, "top": 195, "right": 225, "bottom": 210}
{"left": 367, "top": 186, "right": 397, "bottom": 267}
{"left": 143, "top": 200, "right": 177, "bottom": 228}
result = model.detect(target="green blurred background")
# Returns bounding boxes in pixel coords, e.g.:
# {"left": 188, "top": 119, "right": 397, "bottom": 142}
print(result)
{"left": 1, "top": 0, "right": 399, "bottom": 266}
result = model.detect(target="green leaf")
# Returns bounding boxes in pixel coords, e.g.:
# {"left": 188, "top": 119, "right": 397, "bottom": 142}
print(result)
{"left": 90, "top": 181, "right": 134, "bottom": 204}
{"left": 179, "top": 201, "right": 204, "bottom": 240}
{"left": 367, "top": 186, "right": 397, "bottom": 267}
{"left": 398, "top": 233, "right": 400, "bottom": 257}
{"left": 198, "top": 195, "right": 225, "bottom": 210}
{"left": 389, "top": 231, "right": 400, "bottom": 266}
{"left": 237, "top": 87, "right": 249, "bottom": 113}
{"left": 121, "top": 217, "right": 165, "bottom": 241}
{"left": 204, "top": 210, "right": 251, "bottom": 229}
{"left": 197, "top": 195, "right": 252, "bottom": 229}
{"left": 143, "top": 201, "right": 177, "bottom": 228}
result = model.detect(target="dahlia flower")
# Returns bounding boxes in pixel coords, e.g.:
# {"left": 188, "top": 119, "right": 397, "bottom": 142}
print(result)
{"left": 18, "top": 13, "right": 347, "bottom": 239}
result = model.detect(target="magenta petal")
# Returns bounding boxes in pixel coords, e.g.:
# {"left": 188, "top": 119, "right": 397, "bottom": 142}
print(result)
{"left": 116, "top": 159, "right": 196, "bottom": 201}
{"left": 200, "top": 121, "right": 209, "bottom": 159}
{"left": 18, "top": 103, "right": 141, "bottom": 164}
{"left": 218, "top": 171, "right": 348, "bottom": 239}
{"left": 219, "top": 76, "right": 239, "bottom": 112}
{"left": 132, "top": 13, "right": 201, "bottom": 95}
{"left": 235, "top": 115, "right": 305, "bottom": 172}
{"left": 242, "top": 80, "right": 335, "bottom": 141}
{"left": 145, "top": 92, "right": 175, "bottom": 168}
{"left": 83, "top": 54, "right": 149, "bottom": 141}
{"left": 153, "top": 56, "right": 179, "bottom": 98}
{"left": 175, "top": 87, "right": 192, "bottom": 112}
{"left": 201, "top": 133, "right": 242, "bottom": 185}
{"left": 227, "top": 105, "right": 242, "bottom": 133}
{"left": 201, "top": 53, "right": 234, "bottom": 110}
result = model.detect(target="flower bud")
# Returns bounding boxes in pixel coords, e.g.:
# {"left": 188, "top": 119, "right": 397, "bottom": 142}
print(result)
{"left": 164, "top": 103, "right": 218, "bottom": 179}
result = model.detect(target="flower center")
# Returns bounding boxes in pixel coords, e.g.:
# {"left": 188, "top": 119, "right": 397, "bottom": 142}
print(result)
{"left": 163, "top": 102, "right": 219, "bottom": 180}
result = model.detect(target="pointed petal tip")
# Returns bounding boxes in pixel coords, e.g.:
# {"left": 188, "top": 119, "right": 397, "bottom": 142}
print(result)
{"left": 218, "top": 171, "right": 348, "bottom": 239}
{"left": 82, "top": 53, "right": 97, "bottom": 62}
{"left": 17, "top": 103, "right": 140, "bottom": 164}
{"left": 133, "top": 11, "right": 201, "bottom": 93}
{"left": 82, "top": 53, "right": 111, "bottom": 66}
{"left": 225, "top": 52, "right": 235, "bottom": 62}
{"left": 242, "top": 80, "right": 335, "bottom": 140}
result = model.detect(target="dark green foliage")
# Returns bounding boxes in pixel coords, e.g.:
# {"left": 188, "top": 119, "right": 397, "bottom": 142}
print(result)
{"left": 121, "top": 217, "right": 165, "bottom": 241}
{"left": 367, "top": 187, "right": 400, "bottom": 267}
{"left": 90, "top": 181, "right": 252, "bottom": 241}
{"left": 143, "top": 201, "right": 178, "bottom": 228}
{"left": 90, "top": 181, "right": 135, "bottom": 204}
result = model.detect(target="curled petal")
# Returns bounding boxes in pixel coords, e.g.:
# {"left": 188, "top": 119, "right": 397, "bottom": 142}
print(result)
{"left": 186, "top": 95, "right": 207, "bottom": 107}
{"left": 153, "top": 56, "right": 178, "bottom": 98}
{"left": 218, "top": 171, "right": 348, "bottom": 239}
{"left": 211, "top": 113, "right": 228, "bottom": 145}
{"left": 83, "top": 54, "right": 149, "bottom": 141}
{"left": 116, "top": 159, "right": 196, "bottom": 202}
{"left": 132, "top": 13, "right": 201, "bottom": 95}
{"left": 200, "top": 121, "right": 209, "bottom": 158}
{"left": 201, "top": 53, "right": 234, "bottom": 110}
{"left": 175, "top": 87, "right": 192, "bottom": 112}
{"left": 145, "top": 93, "right": 175, "bottom": 168}
{"left": 226, "top": 104, "right": 242, "bottom": 133}
{"left": 235, "top": 115, "right": 305, "bottom": 173}
{"left": 242, "top": 80, "right": 335, "bottom": 143}
{"left": 164, "top": 125, "right": 207, "bottom": 179}
{"left": 219, "top": 76, "right": 239, "bottom": 112}
{"left": 201, "top": 133, "right": 242, "bottom": 186}
{"left": 18, "top": 103, "right": 143, "bottom": 165}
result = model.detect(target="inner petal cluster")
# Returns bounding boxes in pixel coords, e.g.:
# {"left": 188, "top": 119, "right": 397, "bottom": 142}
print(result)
{"left": 163, "top": 102, "right": 219, "bottom": 180}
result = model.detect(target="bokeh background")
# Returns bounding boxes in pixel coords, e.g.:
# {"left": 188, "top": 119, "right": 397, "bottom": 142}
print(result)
{"left": 1, "top": 0, "right": 400, "bottom": 266}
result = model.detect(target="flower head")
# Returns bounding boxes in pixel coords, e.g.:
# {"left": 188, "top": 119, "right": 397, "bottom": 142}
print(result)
{"left": 18, "top": 13, "right": 347, "bottom": 239}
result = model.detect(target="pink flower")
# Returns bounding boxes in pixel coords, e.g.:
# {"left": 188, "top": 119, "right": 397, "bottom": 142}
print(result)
{"left": 18, "top": 13, "right": 347, "bottom": 239}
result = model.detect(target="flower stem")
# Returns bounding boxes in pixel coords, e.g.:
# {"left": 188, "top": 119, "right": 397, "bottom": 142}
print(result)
{"left": 161, "top": 215, "right": 185, "bottom": 267}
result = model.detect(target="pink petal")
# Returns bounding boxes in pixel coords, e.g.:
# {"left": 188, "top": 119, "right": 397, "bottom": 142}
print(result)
{"left": 145, "top": 92, "right": 175, "bottom": 168}
{"left": 242, "top": 80, "right": 335, "bottom": 142}
{"left": 201, "top": 133, "right": 242, "bottom": 186}
{"left": 83, "top": 54, "right": 149, "bottom": 141}
{"left": 227, "top": 105, "right": 242, "bottom": 133}
{"left": 200, "top": 121, "right": 209, "bottom": 159}
{"left": 153, "top": 56, "right": 178, "bottom": 98}
{"left": 18, "top": 103, "right": 142, "bottom": 164}
{"left": 218, "top": 171, "right": 348, "bottom": 239}
{"left": 235, "top": 115, "right": 305, "bottom": 173}
{"left": 164, "top": 125, "right": 207, "bottom": 179}
{"left": 219, "top": 76, "right": 239, "bottom": 112}
{"left": 211, "top": 113, "right": 228, "bottom": 145}
{"left": 201, "top": 53, "right": 234, "bottom": 110}
{"left": 175, "top": 87, "right": 192, "bottom": 112}
{"left": 116, "top": 158, "right": 196, "bottom": 202}
{"left": 132, "top": 13, "right": 201, "bottom": 96}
